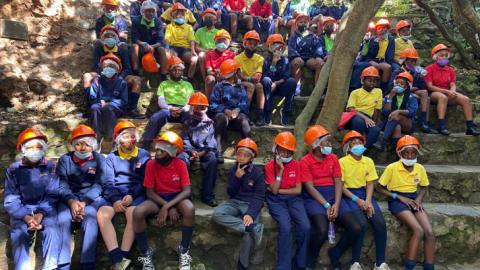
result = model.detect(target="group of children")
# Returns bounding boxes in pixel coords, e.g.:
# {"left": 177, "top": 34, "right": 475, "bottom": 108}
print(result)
{"left": 6, "top": 123, "right": 435, "bottom": 270}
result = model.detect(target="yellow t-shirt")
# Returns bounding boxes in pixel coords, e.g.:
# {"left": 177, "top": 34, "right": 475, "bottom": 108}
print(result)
{"left": 165, "top": 23, "right": 195, "bottom": 48}
{"left": 378, "top": 161, "right": 429, "bottom": 193}
{"left": 376, "top": 38, "right": 389, "bottom": 59}
{"left": 394, "top": 37, "right": 414, "bottom": 62}
{"left": 118, "top": 146, "right": 139, "bottom": 160}
{"left": 234, "top": 52, "right": 264, "bottom": 77}
{"left": 346, "top": 88, "right": 383, "bottom": 117}
{"left": 339, "top": 155, "right": 378, "bottom": 189}
{"left": 161, "top": 8, "right": 197, "bottom": 24}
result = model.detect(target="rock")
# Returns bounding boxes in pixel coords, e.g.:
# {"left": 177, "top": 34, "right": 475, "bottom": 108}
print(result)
{"left": 0, "top": 19, "right": 28, "bottom": 41}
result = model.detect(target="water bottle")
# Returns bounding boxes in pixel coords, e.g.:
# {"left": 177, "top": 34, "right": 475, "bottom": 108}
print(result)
{"left": 328, "top": 222, "right": 336, "bottom": 244}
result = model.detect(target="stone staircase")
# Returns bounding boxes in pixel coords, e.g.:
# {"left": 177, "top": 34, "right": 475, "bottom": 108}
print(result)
{"left": 0, "top": 94, "right": 479, "bottom": 269}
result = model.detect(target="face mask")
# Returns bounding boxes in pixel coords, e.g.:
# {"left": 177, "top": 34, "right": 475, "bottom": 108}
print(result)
{"left": 175, "top": 18, "right": 185, "bottom": 24}
{"left": 245, "top": 48, "right": 255, "bottom": 54}
{"left": 192, "top": 110, "right": 204, "bottom": 121}
{"left": 280, "top": 156, "right": 292, "bottom": 163}
{"left": 24, "top": 150, "right": 45, "bottom": 163}
{"left": 156, "top": 156, "right": 172, "bottom": 165}
{"left": 350, "top": 145, "right": 366, "bottom": 156}
{"left": 101, "top": 67, "right": 117, "bottom": 78}
{"left": 363, "top": 85, "right": 374, "bottom": 91}
{"left": 216, "top": 42, "right": 228, "bottom": 51}
{"left": 204, "top": 19, "right": 214, "bottom": 27}
{"left": 74, "top": 151, "right": 93, "bottom": 160}
{"left": 401, "top": 158, "right": 417, "bottom": 167}
{"left": 143, "top": 15, "right": 152, "bottom": 22}
{"left": 273, "top": 50, "right": 283, "bottom": 57}
{"left": 393, "top": 85, "right": 405, "bottom": 94}
{"left": 325, "top": 28, "right": 334, "bottom": 35}
{"left": 401, "top": 34, "right": 411, "bottom": 40}
{"left": 104, "top": 37, "right": 118, "bottom": 48}
{"left": 321, "top": 146, "right": 332, "bottom": 155}
{"left": 298, "top": 25, "right": 307, "bottom": 33}
{"left": 437, "top": 58, "right": 449, "bottom": 66}
{"left": 171, "top": 75, "right": 182, "bottom": 81}
{"left": 105, "top": 11, "right": 116, "bottom": 20}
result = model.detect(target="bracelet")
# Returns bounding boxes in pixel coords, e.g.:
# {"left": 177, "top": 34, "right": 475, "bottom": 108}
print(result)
{"left": 275, "top": 176, "right": 281, "bottom": 182}
{"left": 351, "top": 195, "right": 358, "bottom": 202}
{"left": 323, "top": 202, "right": 331, "bottom": 209}
{"left": 391, "top": 192, "right": 398, "bottom": 200}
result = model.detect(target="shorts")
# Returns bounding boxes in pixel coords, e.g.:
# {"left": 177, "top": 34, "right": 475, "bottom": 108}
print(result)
{"left": 343, "top": 187, "right": 381, "bottom": 213}
{"left": 388, "top": 191, "right": 418, "bottom": 215}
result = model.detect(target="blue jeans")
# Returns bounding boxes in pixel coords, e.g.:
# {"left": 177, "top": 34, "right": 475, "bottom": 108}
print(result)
{"left": 89, "top": 103, "right": 123, "bottom": 141}
{"left": 178, "top": 151, "right": 218, "bottom": 202}
{"left": 262, "top": 77, "right": 296, "bottom": 123}
{"left": 351, "top": 210, "right": 387, "bottom": 265}
{"left": 345, "top": 115, "right": 381, "bottom": 148}
{"left": 142, "top": 109, "right": 190, "bottom": 145}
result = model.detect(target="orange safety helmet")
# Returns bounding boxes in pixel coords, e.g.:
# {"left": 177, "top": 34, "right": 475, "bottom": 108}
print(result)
{"left": 219, "top": 59, "right": 241, "bottom": 76}
{"left": 375, "top": 18, "right": 391, "bottom": 30}
{"left": 304, "top": 125, "right": 330, "bottom": 146}
{"left": 395, "top": 20, "right": 411, "bottom": 32}
{"left": 236, "top": 138, "right": 259, "bottom": 157}
{"left": 396, "top": 135, "right": 421, "bottom": 152}
{"left": 202, "top": 8, "right": 217, "bottom": 17}
{"left": 100, "top": 53, "right": 123, "bottom": 71}
{"left": 396, "top": 72, "right": 414, "bottom": 84}
{"left": 16, "top": 127, "right": 48, "bottom": 150}
{"left": 71, "top": 124, "right": 96, "bottom": 143}
{"left": 274, "top": 131, "right": 296, "bottom": 152}
{"left": 243, "top": 30, "right": 260, "bottom": 43}
{"left": 171, "top": 2, "right": 187, "bottom": 13}
{"left": 167, "top": 55, "right": 184, "bottom": 69}
{"left": 431, "top": 43, "right": 450, "bottom": 57}
{"left": 214, "top": 29, "right": 232, "bottom": 41}
{"left": 399, "top": 47, "right": 419, "bottom": 60}
{"left": 141, "top": 51, "right": 159, "bottom": 73}
{"left": 322, "top": 16, "right": 336, "bottom": 25}
{"left": 360, "top": 66, "right": 380, "bottom": 79}
{"left": 102, "top": 0, "right": 119, "bottom": 6}
{"left": 342, "top": 130, "right": 365, "bottom": 146}
{"left": 295, "top": 13, "right": 310, "bottom": 24}
{"left": 113, "top": 120, "right": 136, "bottom": 139}
{"left": 188, "top": 92, "right": 209, "bottom": 106}
{"left": 100, "top": 25, "right": 119, "bottom": 38}
{"left": 155, "top": 131, "right": 184, "bottom": 153}
{"left": 265, "top": 34, "right": 285, "bottom": 48}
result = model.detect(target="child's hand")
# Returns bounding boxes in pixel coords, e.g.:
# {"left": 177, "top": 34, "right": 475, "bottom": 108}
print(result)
{"left": 243, "top": 214, "right": 253, "bottom": 226}
{"left": 235, "top": 163, "right": 247, "bottom": 178}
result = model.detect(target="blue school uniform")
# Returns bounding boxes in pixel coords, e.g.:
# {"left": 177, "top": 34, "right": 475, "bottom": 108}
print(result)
{"left": 360, "top": 34, "right": 396, "bottom": 64}
{"left": 209, "top": 81, "right": 250, "bottom": 115}
{"left": 272, "top": 0, "right": 294, "bottom": 20}
{"left": 130, "top": 0, "right": 162, "bottom": 20}
{"left": 4, "top": 159, "right": 61, "bottom": 270}
{"left": 131, "top": 16, "right": 165, "bottom": 46}
{"left": 307, "top": 3, "right": 328, "bottom": 19}
{"left": 95, "top": 15, "right": 129, "bottom": 42}
{"left": 93, "top": 45, "right": 132, "bottom": 79}
{"left": 288, "top": 31, "right": 327, "bottom": 62}
{"left": 326, "top": 3, "right": 347, "bottom": 20}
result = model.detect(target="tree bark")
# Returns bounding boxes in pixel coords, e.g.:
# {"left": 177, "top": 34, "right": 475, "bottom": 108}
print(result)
{"left": 452, "top": 0, "right": 480, "bottom": 34}
{"left": 452, "top": 0, "right": 480, "bottom": 58}
{"left": 414, "top": 0, "right": 478, "bottom": 69}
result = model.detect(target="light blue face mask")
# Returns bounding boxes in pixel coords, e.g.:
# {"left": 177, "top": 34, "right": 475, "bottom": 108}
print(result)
{"left": 401, "top": 158, "right": 417, "bottom": 167}
{"left": 350, "top": 145, "right": 366, "bottom": 156}
{"left": 101, "top": 67, "right": 117, "bottom": 78}
{"left": 104, "top": 37, "right": 118, "bottom": 48}
{"left": 175, "top": 18, "right": 185, "bottom": 24}
{"left": 321, "top": 146, "right": 332, "bottom": 155}
{"left": 401, "top": 34, "right": 411, "bottom": 41}
{"left": 74, "top": 151, "right": 93, "bottom": 160}
{"left": 280, "top": 156, "right": 293, "bottom": 163}
{"left": 216, "top": 42, "right": 228, "bottom": 50}
{"left": 24, "top": 150, "right": 45, "bottom": 163}
{"left": 393, "top": 85, "right": 405, "bottom": 94}
{"left": 105, "top": 11, "right": 116, "bottom": 20}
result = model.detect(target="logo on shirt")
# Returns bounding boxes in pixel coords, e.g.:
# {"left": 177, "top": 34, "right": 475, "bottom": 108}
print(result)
{"left": 135, "top": 162, "right": 142, "bottom": 169}
{"left": 365, "top": 171, "right": 369, "bottom": 177}
{"left": 288, "top": 171, "right": 296, "bottom": 178}
{"left": 248, "top": 179, "right": 255, "bottom": 187}
{"left": 414, "top": 178, "right": 420, "bottom": 184}
{"left": 87, "top": 167, "right": 96, "bottom": 174}
{"left": 172, "top": 174, "right": 180, "bottom": 182}
{"left": 113, "top": 91, "right": 120, "bottom": 97}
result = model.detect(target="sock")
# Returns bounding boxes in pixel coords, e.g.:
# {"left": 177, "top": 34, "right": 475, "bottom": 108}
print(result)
{"left": 419, "top": 111, "right": 427, "bottom": 124}
{"left": 438, "top": 119, "right": 446, "bottom": 130}
{"left": 466, "top": 120, "right": 474, "bottom": 129}
{"left": 129, "top": 92, "right": 140, "bottom": 111}
{"left": 391, "top": 137, "right": 400, "bottom": 148}
{"left": 108, "top": 248, "right": 124, "bottom": 263}
{"left": 256, "top": 108, "right": 264, "bottom": 119}
{"left": 180, "top": 226, "right": 194, "bottom": 253}
{"left": 423, "top": 263, "right": 435, "bottom": 270}
{"left": 404, "top": 259, "right": 416, "bottom": 270}
{"left": 121, "top": 250, "right": 130, "bottom": 259}
{"left": 81, "top": 262, "right": 95, "bottom": 270}
{"left": 136, "top": 232, "right": 150, "bottom": 255}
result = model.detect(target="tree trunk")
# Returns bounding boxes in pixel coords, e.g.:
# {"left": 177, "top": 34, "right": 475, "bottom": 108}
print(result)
{"left": 315, "top": 0, "right": 385, "bottom": 132}
{"left": 452, "top": 0, "right": 480, "bottom": 58}
{"left": 452, "top": 0, "right": 480, "bottom": 34}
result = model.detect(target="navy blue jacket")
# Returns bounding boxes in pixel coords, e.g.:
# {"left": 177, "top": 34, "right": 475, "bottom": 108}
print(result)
{"left": 182, "top": 114, "right": 217, "bottom": 152}
{"left": 95, "top": 15, "right": 129, "bottom": 42}
{"left": 227, "top": 163, "right": 265, "bottom": 219}
{"left": 272, "top": 0, "right": 293, "bottom": 20}
{"left": 131, "top": 17, "right": 165, "bottom": 46}
{"left": 93, "top": 46, "right": 132, "bottom": 79}
{"left": 262, "top": 55, "right": 291, "bottom": 81}
{"left": 361, "top": 35, "right": 395, "bottom": 64}
{"left": 203, "top": 0, "right": 224, "bottom": 10}
{"left": 4, "top": 159, "right": 60, "bottom": 219}
{"left": 87, "top": 76, "right": 128, "bottom": 110}
{"left": 288, "top": 31, "right": 326, "bottom": 60}
{"left": 326, "top": 4, "right": 347, "bottom": 20}
{"left": 130, "top": 1, "right": 162, "bottom": 21}
{"left": 396, "top": 65, "right": 427, "bottom": 90}
{"left": 307, "top": 3, "right": 328, "bottom": 18}
{"left": 210, "top": 81, "right": 250, "bottom": 115}
{"left": 382, "top": 91, "right": 418, "bottom": 119}
{"left": 57, "top": 152, "right": 105, "bottom": 204}
{"left": 178, "top": 0, "right": 203, "bottom": 12}
{"left": 103, "top": 148, "right": 150, "bottom": 204}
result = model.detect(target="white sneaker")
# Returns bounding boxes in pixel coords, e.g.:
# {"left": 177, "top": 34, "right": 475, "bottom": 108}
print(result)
{"left": 111, "top": 258, "right": 131, "bottom": 270}
{"left": 374, "top": 262, "right": 391, "bottom": 270}
{"left": 350, "top": 262, "right": 363, "bottom": 270}
{"left": 178, "top": 250, "right": 192, "bottom": 270}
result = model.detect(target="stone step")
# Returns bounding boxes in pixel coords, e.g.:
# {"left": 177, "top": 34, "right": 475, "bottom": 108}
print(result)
{"left": 190, "top": 159, "right": 480, "bottom": 204}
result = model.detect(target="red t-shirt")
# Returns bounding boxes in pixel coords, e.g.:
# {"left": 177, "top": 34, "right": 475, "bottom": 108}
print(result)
{"left": 224, "top": 0, "right": 246, "bottom": 11}
{"left": 249, "top": 0, "right": 272, "bottom": 17}
{"left": 143, "top": 158, "right": 191, "bottom": 194}
{"left": 205, "top": 50, "right": 236, "bottom": 71}
{"left": 300, "top": 152, "right": 341, "bottom": 187}
{"left": 265, "top": 159, "right": 303, "bottom": 190}
{"left": 424, "top": 63, "right": 456, "bottom": 90}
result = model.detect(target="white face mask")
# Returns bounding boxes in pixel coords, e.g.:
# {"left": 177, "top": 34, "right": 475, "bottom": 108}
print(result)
{"left": 24, "top": 150, "right": 45, "bottom": 163}
{"left": 74, "top": 151, "right": 93, "bottom": 160}
{"left": 401, "top": 158, "right": 417, "bottom": 167}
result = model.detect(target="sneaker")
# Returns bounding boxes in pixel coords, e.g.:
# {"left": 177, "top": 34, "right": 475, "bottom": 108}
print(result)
{"left": 466, "top": 127, "right": 480, "bottom": 136}
{"left": 350, "top": 262, "right": 362, "bottom": 270}
{"left": 420, "top": 123, "right": 438, "bottom": 134}
{"left": 177, "top": 247, "right": 192, "bottom": 270}
{"left": 202, "top": 199, "right": 218, "bottom": 207}
{"left": 137, "top": 248, "right": 155, "bottom": 270}
{"left": 437, "top": 128, "right": 451, "bottom": 136}
{"left": 373, "top": 263, "right": 391, "bottom": 270}
{"left": 255, "top": 117, "right": 266, "bottom": 126}
{"left": 251, "top": 223, "right": 264, "bottom": 246}
{"left": 111, "top": 258, "right": 131, "bottom": 270}
{"left": 128, "top": 109, "right": 145, "bottom": 119}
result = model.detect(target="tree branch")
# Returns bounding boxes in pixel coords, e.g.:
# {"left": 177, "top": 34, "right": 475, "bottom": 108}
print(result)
{"left": 452, "top": 0, "right": 480, "bottom": 34}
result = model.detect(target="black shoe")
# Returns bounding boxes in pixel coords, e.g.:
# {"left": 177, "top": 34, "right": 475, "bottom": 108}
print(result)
{"left": 203, "top": 199, "right": 218, "bottom": 207}
{"left": 255, "top": 118, "right": 266, "bottom": 126}
{"left": 437, "top": 128, "right": 451, "bottom": 136}
{"left": 466, "top": 127, "right": 480, "bottom": 136}
{"left": 128, "top": 109, "right": 145, "bottom": 119}
{"left": 421, "top": 123, "right": 438, "bottom": 134}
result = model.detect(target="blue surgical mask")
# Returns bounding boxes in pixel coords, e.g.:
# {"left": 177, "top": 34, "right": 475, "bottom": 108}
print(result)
{"left": 437, "top": 58, "right": 449, "bottom": 66}
{"left": 74, "top": 151, "right": 93, "bottom": 160}
{"left": 280, "top": 156, "right": 293, "bottom": 163}
{"left": 216, "top": 42, "right": 228, "bottom": 51}
{"left": 175, "top": 18, "right": 185, "bottom": 24}
{"left": 393, "top": 85, "right": 405, "bottom": 94}
{"left": 105, "top": 11, "right": 116, "bottom": 20}
{"left": 401, "top": 158, "right": 417, "bottom": 167}
{"left": 350, "top": 145, "right": 366, "bottom": 156}
{"left": 401, "top": 35, "right": 411, "bottom": 41}
{"left": 24, "top": 150, "right": 45, "bottom": 163}
{"left": 321, "top": 146, "right": 332, "bottom": 155}
{"left": 101, "top": 67, "right": 117, "bottom": 78}
{"left": 104, "top": 37, "right": 118, "bottom": 48}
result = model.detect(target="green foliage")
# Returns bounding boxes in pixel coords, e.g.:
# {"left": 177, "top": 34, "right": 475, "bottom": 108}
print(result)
{"left": 377, "top": 0, "right": 413, "bottom": 16}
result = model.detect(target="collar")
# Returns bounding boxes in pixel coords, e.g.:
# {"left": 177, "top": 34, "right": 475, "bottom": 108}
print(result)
{"left": 141, "top": 16, "right": 156, "bottom": 28}
{"left": 118, "top": 146, "right": 139, "bottom": 160}
{"left": 346, "top": 154, "right": 365, "bottom": 163}
{"left": 72, "top": 152, "right": 95, "bottom": 165}
{"left": 395, "top": 160, "right": 414, "bottom": 172}
{"left": 103, "top": 45, "right": 118, "bottom": 53}
{"left": 19, "top": 158, "right": 48, "bottom": 167}
{"left": 103, "top": 16, "right": 115, "bottom": 25}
